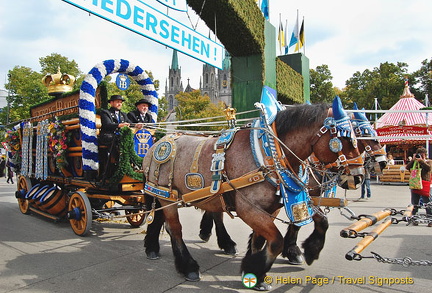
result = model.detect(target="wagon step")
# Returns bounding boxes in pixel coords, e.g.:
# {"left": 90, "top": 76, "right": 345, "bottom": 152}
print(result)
{"left": 29, "top": 206, "right": 62, "bottom": 222}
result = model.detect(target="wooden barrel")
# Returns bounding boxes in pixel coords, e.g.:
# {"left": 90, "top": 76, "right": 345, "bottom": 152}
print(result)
{"left": 32, "top": 185, "right": 51, "bottom": 209}
{"left": 38, "top": 186, "right": 67, "bottom": 217}
{"left": 25, "top": 184, "right": 41, "bottom": 204}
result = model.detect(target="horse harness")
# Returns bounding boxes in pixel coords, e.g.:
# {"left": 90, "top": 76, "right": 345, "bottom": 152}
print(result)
{"left": 143, "top": 103, "right": 363, "bottom": 226}
{"left": 143, "top": 129, "right": 266, "bottom": 217}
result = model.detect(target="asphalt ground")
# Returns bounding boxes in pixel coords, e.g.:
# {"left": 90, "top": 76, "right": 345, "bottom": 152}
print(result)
{"left": 0, "top": 176, "right": 431, "bottom": 293}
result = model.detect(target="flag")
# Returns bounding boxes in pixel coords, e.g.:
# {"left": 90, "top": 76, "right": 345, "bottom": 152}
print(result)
{"left": 295, "top": 19, "right": 305, "bottom": 52}
{"left": 284, "top": 19, "right": 289, "bottom": 54}
{"left": 288, "top": 12, "right": 299, "bottom": 49}
{"left": 261, "top": 0, "right": 269, "bottom": 20}
{"left": 278, "top": 18, "right": 285, "bottom": 53}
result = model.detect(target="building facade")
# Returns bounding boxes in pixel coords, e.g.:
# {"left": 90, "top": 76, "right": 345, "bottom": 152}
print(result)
{"left": 165, "top": 50, "right": 232, "bottom": 111}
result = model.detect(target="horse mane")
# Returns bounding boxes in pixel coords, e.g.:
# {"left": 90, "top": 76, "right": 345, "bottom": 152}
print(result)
{"left": 275, "top": 103, "right": 330, "bottom": 136}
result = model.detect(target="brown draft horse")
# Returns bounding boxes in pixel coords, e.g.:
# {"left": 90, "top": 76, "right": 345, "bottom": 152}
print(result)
{"left": 142, "top": 101, "right": 364, "bottom": 288}
{"left": 282, "top": 106, "right": 388, "bottom": 265}
{"left": 197, "top": 107, "right": 388, "bottom": 261}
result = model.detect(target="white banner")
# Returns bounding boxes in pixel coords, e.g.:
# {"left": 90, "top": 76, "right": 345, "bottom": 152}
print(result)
{"left": 155, "top": 0, "right": 188, "bottom": 12}
{"left": 62, "top": 0, "right": 224, "bottom": 69}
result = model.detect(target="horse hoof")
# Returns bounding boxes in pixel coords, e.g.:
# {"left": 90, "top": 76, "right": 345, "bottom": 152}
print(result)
{"left": 185, "top": 271, "right": 201, "bottom": 282}
{"left": 199, "top": 233, "right": 211, "bottom": 242}
{"left": 287, "top": 254, "right": 305, "bottom": 265}
{"left": 223, "top": 246, "right": 238, "bottom": 255}
{"left": 146, "top": 251, "right": 161, "bottom": 260}
{"left": 253, "top": 282, "right": 272, "bottom": 291}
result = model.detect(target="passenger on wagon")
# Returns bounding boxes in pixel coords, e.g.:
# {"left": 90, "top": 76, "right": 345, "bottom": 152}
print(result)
{"left": 127, "top": 98, "right": 155, "bottom": 124}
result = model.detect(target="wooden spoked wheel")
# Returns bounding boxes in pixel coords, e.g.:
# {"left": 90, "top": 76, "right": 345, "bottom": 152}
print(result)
{"left": 125, "top": 209, "right": 145, "bottom": 228}
{"left": 68, "top": 191, "right": 92, "bottom": 236}
{"left": 17, "top": 175, "right": 31, "bottom": 214}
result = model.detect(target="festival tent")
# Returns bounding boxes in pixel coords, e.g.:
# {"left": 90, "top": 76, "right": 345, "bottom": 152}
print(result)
{"left": 375, "top": 81, "right": 432, "bottom": 145}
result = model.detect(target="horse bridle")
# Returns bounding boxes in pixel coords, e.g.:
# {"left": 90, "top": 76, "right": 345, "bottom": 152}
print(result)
{"left": 310, "top": 116, "right": 364, "bottom": 176}
{"left": 352, "top": 120, "right": 387, "bottom": 161}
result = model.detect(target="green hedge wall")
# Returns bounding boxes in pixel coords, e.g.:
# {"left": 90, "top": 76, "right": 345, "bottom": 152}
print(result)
{"left": 276, "top": 58, "right": 304, "bottom": 104}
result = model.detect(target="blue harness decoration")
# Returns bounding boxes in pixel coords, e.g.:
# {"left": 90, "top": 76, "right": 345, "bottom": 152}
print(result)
{"left": 210, "top": 128, "right": 237, "bottom": 194}
{"left": 252, "top": 86, "right": 314, "bottom": 226}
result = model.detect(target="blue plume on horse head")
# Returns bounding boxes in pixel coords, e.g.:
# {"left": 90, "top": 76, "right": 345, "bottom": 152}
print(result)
{"left": 332, "top": 96, "right": 348, "bottom": 120}
{"left": 352, "top": 102, "right": 369, "bottom": 122}
{"left": 331, "top": 96, "right": 353, "bottom": 138}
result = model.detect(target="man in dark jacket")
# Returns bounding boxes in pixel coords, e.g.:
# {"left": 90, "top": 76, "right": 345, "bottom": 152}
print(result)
{"left": 99, "top": 95, "right": 138, "bottom": 179}
{"left": 99, "top": 95, "right": 132, "bottom": 144}
{"left": 127, "top": 98, "right": 155, "bottom": 124}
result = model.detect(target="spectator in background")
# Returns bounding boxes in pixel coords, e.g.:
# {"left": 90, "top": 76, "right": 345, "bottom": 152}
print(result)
{"left": 405, "top": 147, "right": 432, "bottom": 226}
{"left": 0, "top": 156, "right": 5, "bottom": 178}
{"left": 387, "top": 154, "right": 395, "bottom": 166}
{"left": 6, "top": 160, "right": 14, "bottom": 184}
{"left": 406, "top": 156, "right": 413, "bottom": 164}
{"left": 360, "top": 167, "right": 371, "bottom": 199}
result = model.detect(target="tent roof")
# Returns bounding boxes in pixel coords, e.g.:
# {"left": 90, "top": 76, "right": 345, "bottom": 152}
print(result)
{"left": 375, "top": 83, "right": 432, "bottom": 129}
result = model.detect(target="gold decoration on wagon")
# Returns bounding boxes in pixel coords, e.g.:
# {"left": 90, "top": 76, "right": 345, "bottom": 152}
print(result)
{"left": 41, "top": 67, "right": 76, "bottom": 96}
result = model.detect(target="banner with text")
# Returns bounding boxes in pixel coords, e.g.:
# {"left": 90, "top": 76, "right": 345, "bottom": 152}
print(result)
{"left": 155, "top": 0, "right": 188, "bottom": 12}
{"left": 62, "top": 0, "right": 224, "bottom": 69}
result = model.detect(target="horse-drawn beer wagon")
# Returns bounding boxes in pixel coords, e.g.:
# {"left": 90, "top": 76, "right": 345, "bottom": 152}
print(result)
{"left": 7, "top": 60, "right": 157, "bottom": 236}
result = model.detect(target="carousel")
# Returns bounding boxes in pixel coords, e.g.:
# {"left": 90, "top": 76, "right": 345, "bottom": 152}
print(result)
{"left": 375, "top": 80, "right": 432, "bottom": 183}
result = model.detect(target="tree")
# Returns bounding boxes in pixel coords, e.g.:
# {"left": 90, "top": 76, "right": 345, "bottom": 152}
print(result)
{"left": 412, "top": 58, "right": 432, "bottom": 103}
{"left": 176, "top": 90, "right": 225, "bottom": 131}
{"left": 3, "top": 66, "right": 49, "bottom": 124}
{"left": 309, "top": 65, "right": 336, "bottom": 103}
{"left": 344, "top": 62, "right": 409, "bottom": 110}
{"left": 2, "top": 53, "right": 82, "bottom": 125}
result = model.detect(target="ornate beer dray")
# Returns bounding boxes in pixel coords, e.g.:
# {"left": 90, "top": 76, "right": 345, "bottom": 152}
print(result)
{"left": 9, "top": 60, "right": 157, "bottom": 236}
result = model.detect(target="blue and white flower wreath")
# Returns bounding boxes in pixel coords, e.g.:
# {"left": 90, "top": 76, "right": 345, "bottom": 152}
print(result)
{"left": 79, "top": 59, "right": 158, "bottom": 172}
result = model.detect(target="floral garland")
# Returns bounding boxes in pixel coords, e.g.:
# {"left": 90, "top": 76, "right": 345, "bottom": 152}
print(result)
{"left": 48, "top": 118, "right": 71, "bottom": 170}
{"left": 4, "top": 127, "right": 22, "bottom": 170}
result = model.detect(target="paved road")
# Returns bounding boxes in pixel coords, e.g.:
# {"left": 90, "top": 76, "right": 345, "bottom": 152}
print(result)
{"left": 0, "top": 177, "right": 431, "bottom": 293}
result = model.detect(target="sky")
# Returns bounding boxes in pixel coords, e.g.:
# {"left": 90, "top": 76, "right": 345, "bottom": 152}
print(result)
{"left": 1, "top": 0, "right": 432, "bottom": 108}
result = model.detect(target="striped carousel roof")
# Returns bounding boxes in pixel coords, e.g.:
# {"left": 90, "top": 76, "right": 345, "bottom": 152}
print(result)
{"left": 375, "top": 83, "right": 432, "bottom": 128}
{"left": 375, "top": 81, "right": 432, "bottom": 143}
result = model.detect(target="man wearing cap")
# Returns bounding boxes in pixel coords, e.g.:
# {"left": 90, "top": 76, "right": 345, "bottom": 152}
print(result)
{"left": 127, "top": 98, "right": 155, "bottom": 124}
{"left": 99, "top": 95, "right": 137, "bottom": 179}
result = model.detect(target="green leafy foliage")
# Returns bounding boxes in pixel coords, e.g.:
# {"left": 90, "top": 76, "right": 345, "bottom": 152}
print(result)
{"left": 309, "top": 65, "right": 336, "bottom": 103}
{"left": 4, "top": 66, "right": 49, "bottom": 123}
{"left": 188, "top": 0, "right": 264, "bottom": 56}
{"left": 344, "top": 62, "right": 409, "bottom": 109}
{"left": 108, "top": 127, "right": 144, "bottom": 186}
{"left": 176, "top": 90, "right": 226, "bottom": 131}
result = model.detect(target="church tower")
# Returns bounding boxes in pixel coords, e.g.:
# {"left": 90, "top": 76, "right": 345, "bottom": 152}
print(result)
{"left": 217, "top": 51, "right": 232, "bottom": 106}
{"left": 200, "top": 64, "right": 217, "bottom": 103}
{"left": 165, "top": 50, "right": 183, "bottom": 111}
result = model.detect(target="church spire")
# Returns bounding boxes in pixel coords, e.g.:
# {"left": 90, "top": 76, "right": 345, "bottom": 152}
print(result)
{"left": 171, "top": 49, "right": 179, "bottom": 70}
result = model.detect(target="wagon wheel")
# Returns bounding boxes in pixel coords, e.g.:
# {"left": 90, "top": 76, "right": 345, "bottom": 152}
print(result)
{"left": 125, "top": 209, "right": 145, "bottom": 228}
{"left": 17, "top": 175, "right": 31, "bottom": 214}
{"left": 68, "top": 191, "right": 92, "bottom": 236}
